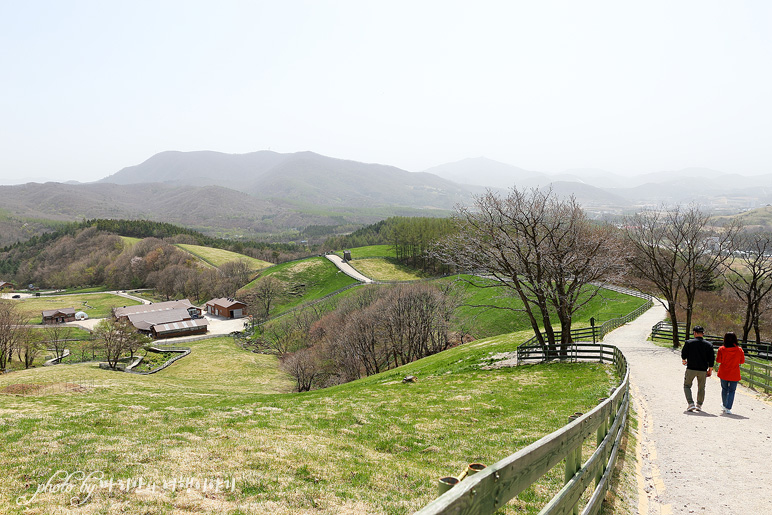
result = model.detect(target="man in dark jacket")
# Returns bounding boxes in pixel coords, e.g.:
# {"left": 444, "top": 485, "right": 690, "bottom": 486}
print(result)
{"left": 681, "top": 325, "right": 715, "bottom": 412}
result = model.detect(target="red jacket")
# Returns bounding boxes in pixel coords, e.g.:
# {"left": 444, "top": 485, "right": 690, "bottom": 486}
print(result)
{"left": 716, "top": 345, "right": 745, "bottom": 382}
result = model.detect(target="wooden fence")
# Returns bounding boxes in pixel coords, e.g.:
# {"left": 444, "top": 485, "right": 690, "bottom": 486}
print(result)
{"left": 416, "top": 285, "right": 653, "bottom": 514}
{"left": 650, "top": 321, "right": 772, "bottom": 361}
{"left": 416, "top": 344, "right": 629, "bottom": 515}
{"left": 742, "top": 358, "right": 772, "bottom": 395}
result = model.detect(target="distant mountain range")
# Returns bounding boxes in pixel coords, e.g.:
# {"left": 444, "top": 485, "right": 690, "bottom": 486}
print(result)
{"left": 101, "top": 150, "right": 473, "bottom": 209}
{"left": 425, "top": 157, "right": 772, "bottom": 211}
{"left": 1, "top": 150, "right": 771, "bottom": 247}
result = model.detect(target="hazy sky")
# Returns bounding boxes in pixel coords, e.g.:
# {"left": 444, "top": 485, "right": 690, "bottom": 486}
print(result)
{"left": 1, "top": 1, "right": 771, "bottom": 185}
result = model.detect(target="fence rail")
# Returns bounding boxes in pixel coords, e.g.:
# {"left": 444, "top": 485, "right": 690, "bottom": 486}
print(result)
{"left": 416, "top": 286, "right": 654, "bottom": 514}
{"left": 416, "top": 344, "right": 629, "bottom": 515}
{"left": 740, "top": 359, "right": 772, "bottom": 395}
{"left": 650, "top": 321, "right": 772, "bottom": 361}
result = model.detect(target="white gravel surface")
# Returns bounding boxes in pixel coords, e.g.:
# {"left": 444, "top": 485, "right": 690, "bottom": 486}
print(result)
{"left": 325, "top": 254, "right": 374, "bottom": 283}
{"left": 604, "top": 303, "right": 772, "bottom": 514}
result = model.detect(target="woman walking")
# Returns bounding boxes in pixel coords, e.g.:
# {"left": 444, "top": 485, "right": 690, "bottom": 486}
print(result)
{"left": 716, "top": 332, "right": 745, "bottom": 415}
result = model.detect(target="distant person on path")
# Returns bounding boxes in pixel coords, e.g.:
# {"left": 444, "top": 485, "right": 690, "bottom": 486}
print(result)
{"left": 681, "top": 325, "right": 715, "bottom": 412}
{"left": 716, "top": 332, "right": 745, "bottom": 415}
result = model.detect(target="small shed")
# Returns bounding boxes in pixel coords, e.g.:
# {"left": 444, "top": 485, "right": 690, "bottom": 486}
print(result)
{"left": 343, "top": 250, "right": 352, "bottom": 261}
{"left": 206, "top": 298, "right": 248, "bottom": 318}
{"left": 42, "top": 308, "right": 77, "bottom": 324}
{"left": 74, "top": 311, "right": 89, "bottom": 321}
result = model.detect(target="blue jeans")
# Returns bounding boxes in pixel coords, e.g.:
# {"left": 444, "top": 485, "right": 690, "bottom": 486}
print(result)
{"left": 721, "top": 379, "right": 739, "bottom": 409}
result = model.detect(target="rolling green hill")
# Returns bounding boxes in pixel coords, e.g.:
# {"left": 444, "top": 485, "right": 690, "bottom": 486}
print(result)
{"left": 0, "top": 331, "right": 616, "bottom": 514}
{"left": 175, "top": 243, "right": 272, "bottom": 270}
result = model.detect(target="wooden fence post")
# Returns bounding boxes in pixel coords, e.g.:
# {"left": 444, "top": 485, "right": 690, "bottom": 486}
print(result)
{"left": 564, "top": 412, "right": 584, "bottom": 515}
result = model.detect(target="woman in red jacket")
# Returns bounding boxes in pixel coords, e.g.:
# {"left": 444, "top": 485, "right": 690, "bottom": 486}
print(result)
{"left": 716, "top": 332, "right": 745, "bottom": 415}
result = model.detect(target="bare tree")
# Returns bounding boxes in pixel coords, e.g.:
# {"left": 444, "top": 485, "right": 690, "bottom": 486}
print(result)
{"left": 43, "top": 324, "right": 73, "bottom": 361}
{"left": 251, "top": 276, "right": 283, "bottom": 321}
{"left": 722, "top": 232, "right": 772, "bottom": 343}
{"left": 281, "top": 347, "right": 321, "bottom": 392}
{"left": 436, "top": 187, "right": 625, "bottom": 355}
{"left": 626, "top": 205, "right": 738, "bottom": 347}
{"left": 93, "top": 318, "right": 151, "bottom": 369}
{"left": 15, "top": 333, "right": 42, "bottom": 369}
{"left": 0, "top": 301, "right": 30, "bottom": 371}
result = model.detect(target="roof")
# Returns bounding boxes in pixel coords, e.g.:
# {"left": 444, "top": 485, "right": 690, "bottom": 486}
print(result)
{"left": 206, "top": 297, "right": 246, "bottom": 309}
{"left": 114, "top": 299, "right": 198, "bottom": 318}
{"left": 42, "top": 308, "right": 77, "bottom": 318}
{"left": 152, "top": 318, "right": 208, "bottom": 335}
{"left": 127, "top": 308, "right": 192, "bottom": 327}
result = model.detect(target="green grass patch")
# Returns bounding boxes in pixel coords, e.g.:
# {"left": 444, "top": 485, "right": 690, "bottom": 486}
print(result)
{"left": 175, "top": 243, "right": 272, "bottom": 270}
{"left": 342, "top": 244, "right": 397, "bottom": 259}
{"left": 240, "top": 257, "right": 359, "bottom": 316}
{"left": 349, "top": 257, "right": 429, "bottom": 281}
{"left": 0, "top": 332, "right": 617, "bottom": 514}
{"left": 120, "top": 236, "right": 142, "bottom": 246}
{"left": 13, "top": 293, "right": 143, "bottom": 324}
{"left": 446, "top": 276, "right": 649, "bottom": 339}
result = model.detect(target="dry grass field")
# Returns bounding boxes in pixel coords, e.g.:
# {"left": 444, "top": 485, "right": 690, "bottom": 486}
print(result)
{"left": 0, "top": 332, "right": 617, "bottom": 514}
{"left": 175, "top": 244, "right": 272, "bottom": 270}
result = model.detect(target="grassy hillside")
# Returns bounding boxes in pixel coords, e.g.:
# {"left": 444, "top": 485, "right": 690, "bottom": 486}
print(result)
{"left": 447, "top": 276, "right": 649, "bottom": 338}
{"left": 349, "top": 257, "right": 429, "bottom": 281}
{"left": 240, "top": 257, "right": 359, "bottom": 316}
{"left": 0, "top": 332, "right": 616, "bottom": 514}
{"left": 343, "top": 244, "right": 397, "bottom": 258}
{"left": 175, "top": 243, "right": 272, "bottom": 270}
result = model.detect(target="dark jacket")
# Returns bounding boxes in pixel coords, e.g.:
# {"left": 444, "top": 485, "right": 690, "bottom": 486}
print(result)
{"left": 681, "top": 336, "right": 715, "bottom": 371}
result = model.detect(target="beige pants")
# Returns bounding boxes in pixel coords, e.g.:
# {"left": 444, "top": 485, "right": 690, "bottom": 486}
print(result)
{"left": 684, "top": 369, "right": 707, "bottom": 406}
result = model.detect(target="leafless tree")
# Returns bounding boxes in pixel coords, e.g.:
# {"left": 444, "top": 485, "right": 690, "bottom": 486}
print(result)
{"left": 15, "top": 333, "right": 42, "bottom": 369}
{"left": 43, "top": 323, "right": 73, "bottom": 361}
{"left": 435, "top": 187, "right": 625, "bottom": 355}
{"left": 281, "top": 347, "right": 321, "bottom": 392}
{"left": 722, "top": 232, "right": 772, "bottom": 343}
{"left": 250, "top": 276, "right": 283, "bottom": 321}
{"left": 626, "top": 205, "right": 738, "bottom": 347}
{"left": 93, "top": 318, "right": 151, "bottom": 369}
{"left": 0, "top": 301, "right": 30, "bottom": 370}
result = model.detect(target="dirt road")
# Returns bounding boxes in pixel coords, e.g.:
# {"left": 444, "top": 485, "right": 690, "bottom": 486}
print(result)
{"left": 604, "top": 303, "right": 772, "bottom": 514}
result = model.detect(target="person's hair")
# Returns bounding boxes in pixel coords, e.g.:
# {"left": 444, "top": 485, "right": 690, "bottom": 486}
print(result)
{"left": 723, "top": 332, "right": 738, "bottom": 348}
{"left": 693, "top": 325, "right": 704, "bottom": 334}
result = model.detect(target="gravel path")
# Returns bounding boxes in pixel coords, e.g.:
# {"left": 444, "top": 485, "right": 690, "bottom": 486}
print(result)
{"left": 603, "top": 303, "right": 772, "bottom": 514}
{"left": 325, "top": 254, "right": 374, "bottom": 283}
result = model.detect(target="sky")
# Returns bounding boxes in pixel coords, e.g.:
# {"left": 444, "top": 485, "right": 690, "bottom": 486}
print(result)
{"left": 1, "top": 0, "right": 772, "bottom": 185}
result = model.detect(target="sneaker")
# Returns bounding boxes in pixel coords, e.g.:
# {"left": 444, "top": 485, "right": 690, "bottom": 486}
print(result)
{"left": 687, "top": 403, "right": 697, "bottom": 412}
{"left": 725, "top": 408, "right": 733, "bottom": 415}
{"left": 695, "top": 404, "right": 702, "bottom": 412}
{"left": 721, "top": 407, "right": 727, "bottom": 414}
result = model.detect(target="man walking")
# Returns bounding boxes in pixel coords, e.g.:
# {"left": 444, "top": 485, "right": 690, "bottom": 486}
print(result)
{"left": 681, "top": 325, "right": 715, "bottom": 412}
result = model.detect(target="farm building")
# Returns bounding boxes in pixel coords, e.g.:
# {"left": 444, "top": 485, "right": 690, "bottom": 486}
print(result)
{"left": 114, "top": 299, "right": 207, "bottom": 339}
{"left": 205, "top": 298, "right": 247, "bottom": 318}
{"left": 42, "top": 308, "right": 77, "bottom": 324}
{"left": 0, "top": 281, "right": 15, "bottom": 291}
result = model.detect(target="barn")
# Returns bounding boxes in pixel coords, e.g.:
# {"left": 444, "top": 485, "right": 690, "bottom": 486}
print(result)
{"left": 205, "top": 298, "right": 247, "bottom": 318}
{"left": 114, "top": 299, "right": 207, "bottom": 339}
{"left": 42, "top": 308, "right": 77, "bottom": 324}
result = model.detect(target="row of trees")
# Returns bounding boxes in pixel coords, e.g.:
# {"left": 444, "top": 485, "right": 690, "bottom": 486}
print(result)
{"left": 625, "top": 206, "right": 772, "bottom": 346}
{"left": 3, "top": 229, "right": 253, "bottom": 301}
{"left": 274, "top": 283, "right": 460, "bottom": 391}
{"left": 427, "top": 186, "right": 771, "bottom": 351}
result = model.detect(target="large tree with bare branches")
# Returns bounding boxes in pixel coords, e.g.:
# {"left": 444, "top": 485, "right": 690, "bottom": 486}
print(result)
{"left": 722, "top": 232, "right": 772, "bottom": 343}
{"left": 625, "top": 205, "right": 738, "bottom": 347}
{"left": 0, "top": 301, "right": 30, "bottom": 370}
{"left": 436, "top": 187, "right": 625, "bottom": 355}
